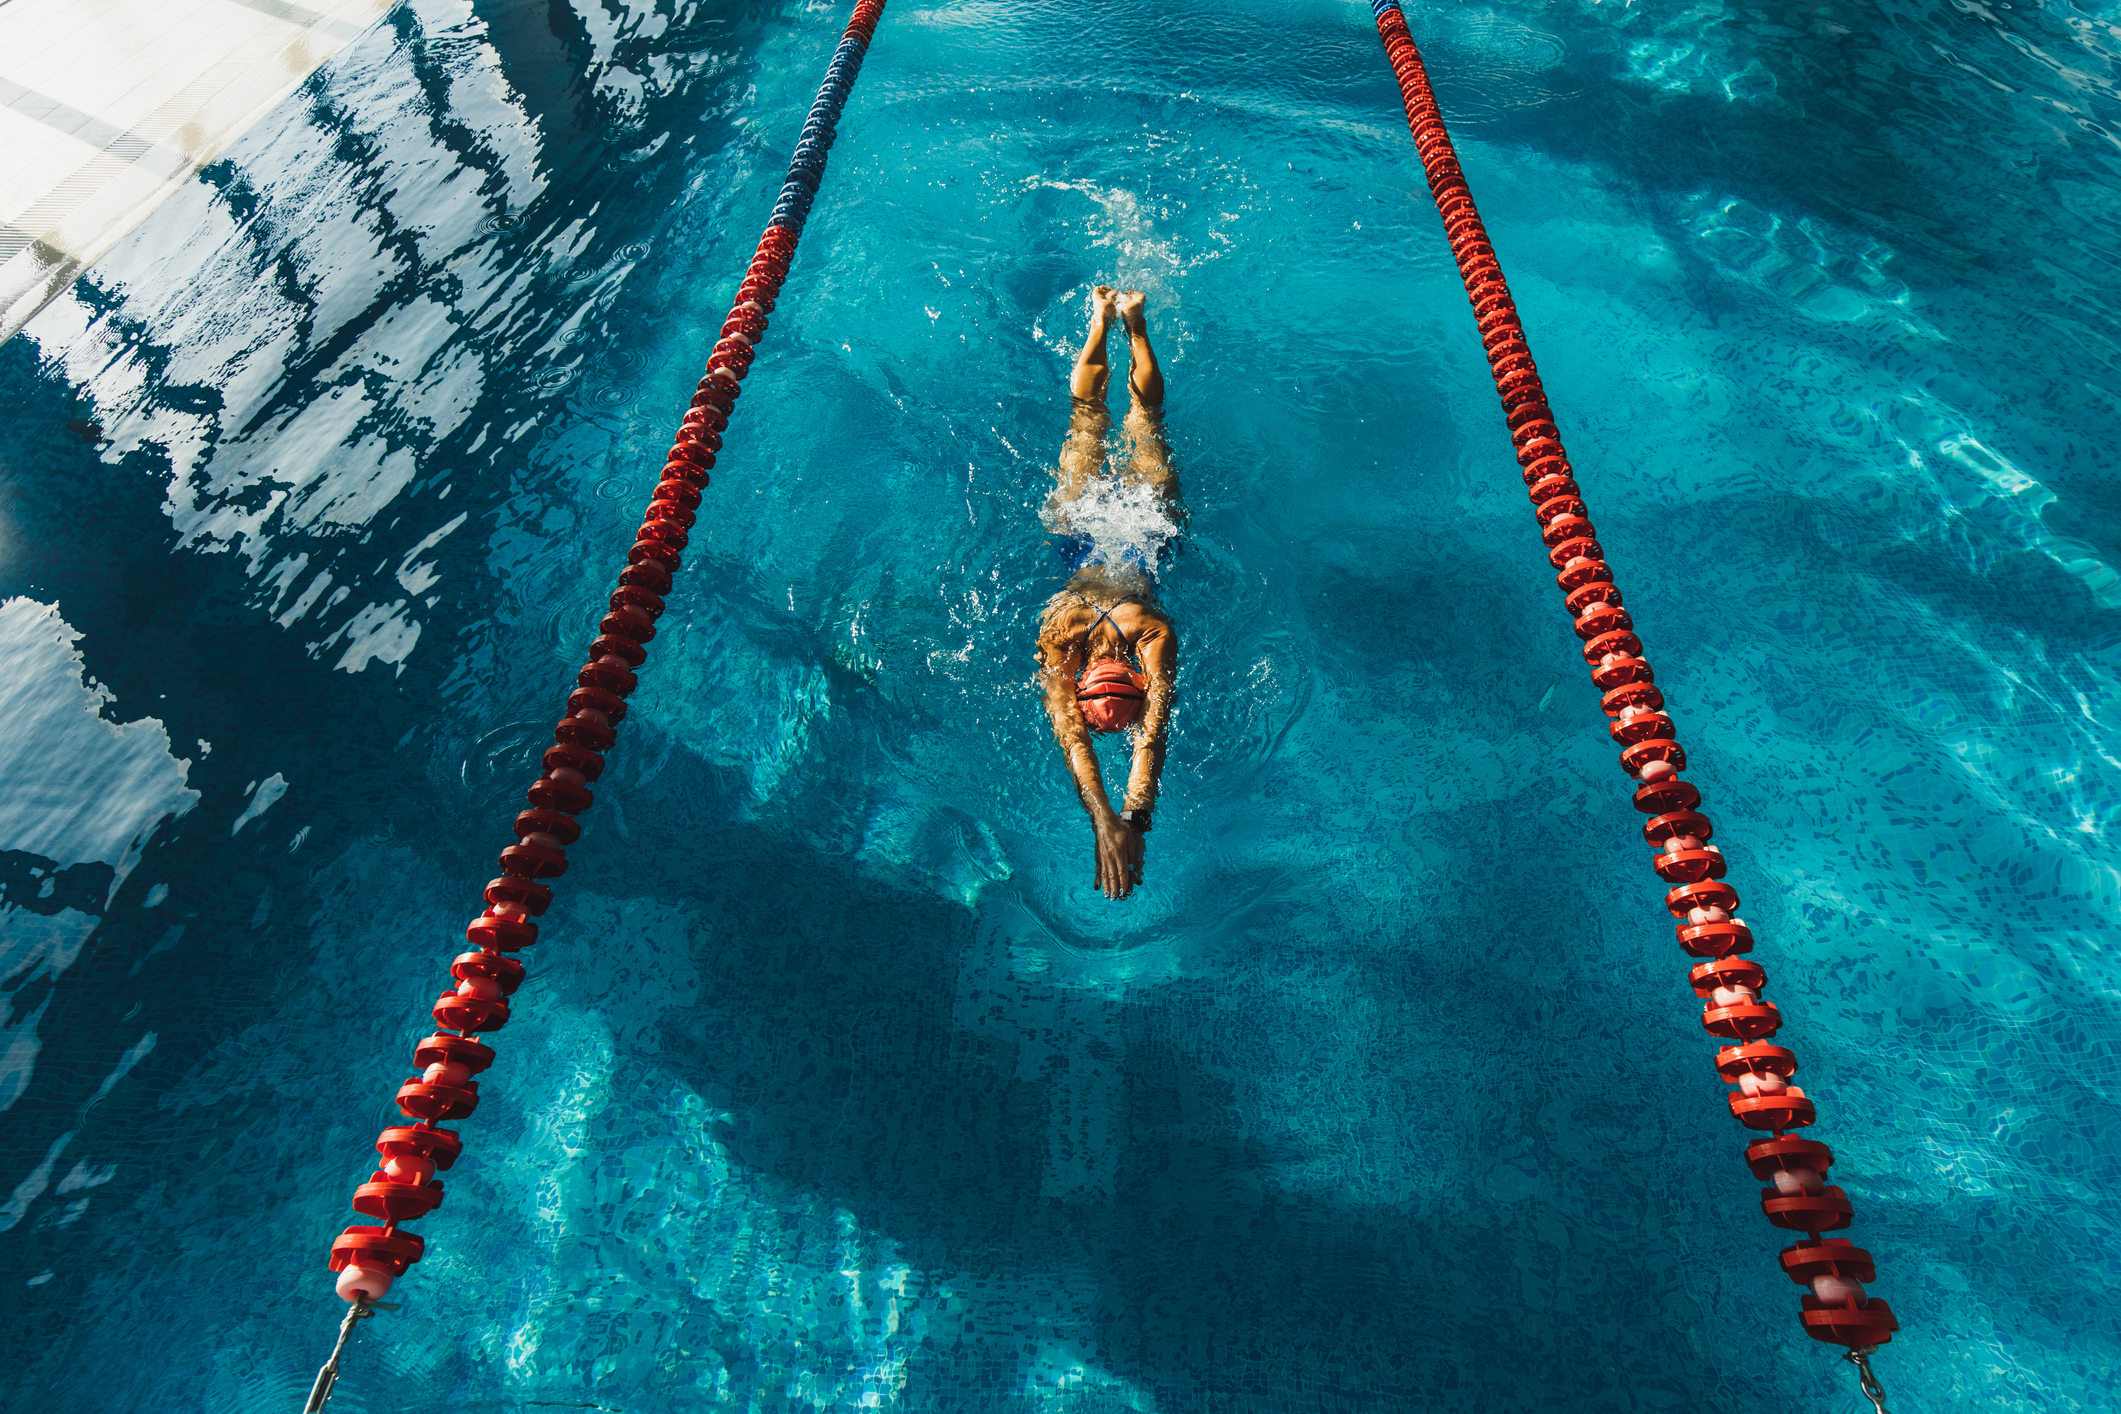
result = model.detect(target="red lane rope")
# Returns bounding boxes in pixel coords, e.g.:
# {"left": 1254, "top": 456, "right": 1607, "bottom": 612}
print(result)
{"left": 320, "top": 0, "right": 888, "bottom": 1312}
{"left": 1365, "top": 0, "right": 1900, "bottom": 1359}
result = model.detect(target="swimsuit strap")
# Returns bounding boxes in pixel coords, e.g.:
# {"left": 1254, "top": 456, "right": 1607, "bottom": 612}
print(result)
{"left": 1073, "top": 594, "right": 1143, "bottom": 686}
{"left": 1078, "top": 593, "right": 1139, "bottom": 654}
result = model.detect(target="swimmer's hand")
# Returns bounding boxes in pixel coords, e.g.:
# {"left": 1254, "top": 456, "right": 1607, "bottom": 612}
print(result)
{"left": 1093, "top": 812, "right": 1144, "bottom": 900}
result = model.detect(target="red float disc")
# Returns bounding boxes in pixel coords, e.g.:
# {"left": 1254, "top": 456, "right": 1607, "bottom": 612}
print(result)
{"left": 1667, "top": 879, "right": 1738, "bottom": 918}
{"left": 553, "top": 715, "right": 617, "bottom": 751}
{"left": 1602, "top": 681, "right": 1664, "bottom": 716}
{"left": 1780, "top": 1238, "right": 1875, "bottom": 1285}
{"left": 1609, "top": 712, "right": 1674, "bottom": 746}
{"left": 597, "top": 611, "right": 656, "bottom": 646}
{"left": 514, "top": 807, "right": 582, "bottom": 846}
{"left": 1745, "top": 1134, "right": 1835, "bottom": 1180}
{"left": 499, "top": 841, "right": 568, "bottom": 881}
{"left": 1557, "top": 558, "right": 1615, "bottom": 593}
{"left": 330, "top": 1226, "right": 425, "bottom": 1275}
{"left": 610, "top": 585, "right": 666, "bottom": 618}
{"left": 1763, "top": 1185, "right": 1853, "bottom": 1232}
{"left": 394, "top": 1077, "right": 479, "bottom": 1123}
{"left": 1542, "top": 514, "right": 1595, "bottom": 548}
{"left": 1653, "top": 848, "right": 1726, "bottom": 884}
{"left": 1591, "top": 653, "right": 1651, "bottom": 689}
{"left": 1715, "top": 1042, "right": 1796, "bottom": 1082}
{"left": 353, "top": 1178, "right": 445, "bottom": 1224}
{"left": 451, "top": 951, "right": 526, "bottom": 994}
{"left": 590, "top": 629, "right": 651, "bottom": 665}
{"left": 1642, "top": 809, "right": 1711, "bottom": 845}
{"left": 1730, "top": 1091, "right": 1818, "bottom": 1131}
{"left": 1676, "top": 919, "right": 1751, "bottom": 957}
{"left": 1703, "top": 1000, "right": 1783, "bottom": 1042}
{"left": 1582, "top": 629, "right": 1643, "bottom": 664}
{"left": 1799, "top": 1298, "right": 1897, "bottom": 1348}
{"left": 1574, "top": 605, "right": 1633, "bottom": 641}
{"left": 1621, "top": 738, "right": 1686, "bottom": 777}
{"left": 467, "top": 911, "right": 540, "bottom": 951}
{"left": 1537, "top": 496, "right": 1588, "bottom": 527}
{"left": 485, "top": 876, "right": 553, "bottom": 915}
{"left": 525, "top": 776, "right": 592, "bottom": 814}
{"left": 1688, "top": 956, "right": 1766, "bottom": 997}
{"left": 615, "top": 560, "right": 672, "bottom": 595}
{"left": 378, "top": 1124, "right": 462, "bottom": 1169}
{"left": 432, "top": 992, "right": 511, "bottom": 1033}
{"left": 1632, "top": 778, "right": 1701, "bottom": 813}
{"left": 542, "top": 744, "right": 606, "bottom": 781}
{"left": 575, "top": 658, "right": 638, "bottom": 695}
{"left": 635, "top": 519, "right": 688, "bottom": 550}
{"left": 412, "top": 1034, "right": 494, "bottom": 1073}
{"left": 566, "top": 686, "right": 627, "bottom": 724}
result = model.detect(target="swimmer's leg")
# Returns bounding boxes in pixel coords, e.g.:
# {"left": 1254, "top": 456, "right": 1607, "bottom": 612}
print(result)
{"left": 1057, "top": 287, "right": 1117, "bottom": 502}
{"left": 1115, "top": 290, "right": 1178, "bottom": 503}
{"left": 1115, "top": 289, "right": 1162, "bottom": 413}
{"left": 1071, "top": 286, "right": 1116, "bottom": 404}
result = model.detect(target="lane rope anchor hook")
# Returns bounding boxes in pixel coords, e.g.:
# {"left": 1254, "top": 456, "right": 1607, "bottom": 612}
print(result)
{"left": 1845, "top": 1345, "right": 1892, "bottom": 1414}
{"left": 303, "top": 1297, "right": 389, "bottom": 1413}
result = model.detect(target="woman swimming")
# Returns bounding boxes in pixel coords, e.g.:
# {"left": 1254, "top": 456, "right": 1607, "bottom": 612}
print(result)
{"left": 1035, "top": 287, "right": 1179, "bottom": 901}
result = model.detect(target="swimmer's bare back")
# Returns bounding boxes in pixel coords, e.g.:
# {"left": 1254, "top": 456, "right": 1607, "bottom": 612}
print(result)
{"left": 1035, "top": 287, "right": 1178, "bottom": 902}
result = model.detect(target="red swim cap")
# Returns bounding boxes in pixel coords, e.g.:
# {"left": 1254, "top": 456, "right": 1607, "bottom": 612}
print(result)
{"left": 1077, "top": 659, "right": 1147, "bottom": 732}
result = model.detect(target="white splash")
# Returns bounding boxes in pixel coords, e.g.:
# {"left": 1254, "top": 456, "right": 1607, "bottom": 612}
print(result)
{"left": 1044, "top": 475, "right": 1179, "bottom": 582}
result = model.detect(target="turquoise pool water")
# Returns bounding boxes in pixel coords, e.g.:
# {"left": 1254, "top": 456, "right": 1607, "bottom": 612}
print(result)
{"left": 2, "top": 0, "right": 2118, "bottom": 1408}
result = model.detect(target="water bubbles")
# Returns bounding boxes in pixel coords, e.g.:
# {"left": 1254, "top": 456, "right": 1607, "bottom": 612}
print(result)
{"left": 1044, "top": 473, "right": 1179, "bottom": 577}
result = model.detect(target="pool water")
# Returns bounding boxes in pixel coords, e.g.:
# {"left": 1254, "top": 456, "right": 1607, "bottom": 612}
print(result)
{"left": 3, "top": 0, "right": 2118, "bottom": 1408}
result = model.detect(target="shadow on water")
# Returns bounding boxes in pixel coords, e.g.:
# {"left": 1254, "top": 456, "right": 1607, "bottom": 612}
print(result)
{"left": 600, "top": 779, "right": 1732, "bottom": 1411}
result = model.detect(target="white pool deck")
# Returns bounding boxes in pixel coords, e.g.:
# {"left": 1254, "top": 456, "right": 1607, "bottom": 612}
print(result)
{"left": 0, "top": 0, "right": 395, "bottom": 344}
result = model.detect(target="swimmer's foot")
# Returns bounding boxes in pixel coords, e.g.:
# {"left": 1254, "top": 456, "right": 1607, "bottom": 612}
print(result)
{"left": 1116, "top": 289, "right": 1147, "bottom": 337}
{"left": 1090, "top": 285, "right": 1117, "bottom": 326}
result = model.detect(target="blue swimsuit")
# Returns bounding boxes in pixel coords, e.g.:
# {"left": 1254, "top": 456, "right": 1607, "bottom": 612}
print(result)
{"left": 1053, "top": 533, "right": 1160, "bottom": 589}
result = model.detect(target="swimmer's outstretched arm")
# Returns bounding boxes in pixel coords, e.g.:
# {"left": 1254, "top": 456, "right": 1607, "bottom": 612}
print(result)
{"left": 1034, "top": 619, "right": 1176, "bottom": 902}
{"left": 1120, "top": 619, "right": 1175, "bottom": 821}
{"left": 1038, "top": 631, "right": 1143, "bottom": 900}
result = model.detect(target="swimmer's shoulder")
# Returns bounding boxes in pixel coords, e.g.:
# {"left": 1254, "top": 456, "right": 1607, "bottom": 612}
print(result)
{"left": 1125, "top": 595, "right": 1173, "bottom": 627}
{"left": 1039, "top": 589, "right": 1087, "bottom": 623}
{"left": 1038, "top": 594, "right": 1091, "bottom": 644}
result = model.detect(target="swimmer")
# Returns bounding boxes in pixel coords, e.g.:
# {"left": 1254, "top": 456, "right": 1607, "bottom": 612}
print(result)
{"left": 1036, "top": 287, "right": 1179, "bottom": 901}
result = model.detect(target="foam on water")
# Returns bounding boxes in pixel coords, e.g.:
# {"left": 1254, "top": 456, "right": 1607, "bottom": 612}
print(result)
{"left": 1044, "top": 469, "right": 1182, "bottom": 581}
